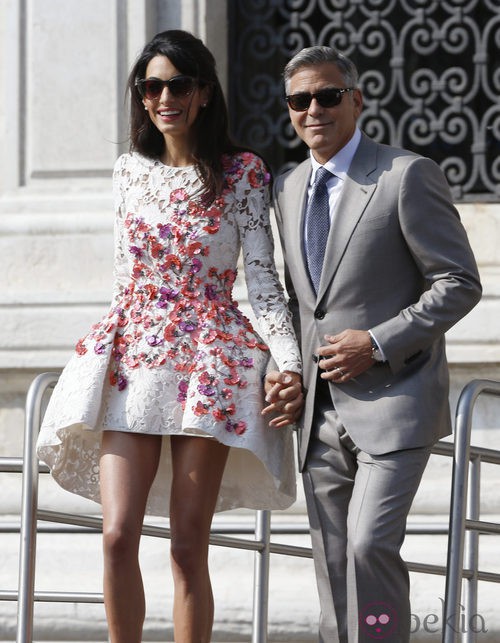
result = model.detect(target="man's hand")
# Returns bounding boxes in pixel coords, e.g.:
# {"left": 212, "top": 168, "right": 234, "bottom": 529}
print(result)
{"left": 316, "top": 330, "right": 374, "bottom": 382}
{"left": 262, "top": 370, "right": 303, "bottom": 428}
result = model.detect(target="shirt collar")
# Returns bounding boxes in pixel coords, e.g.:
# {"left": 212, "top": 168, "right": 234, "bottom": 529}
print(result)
{"left": 309, "top": 127, "right": 362, "bottom": 184}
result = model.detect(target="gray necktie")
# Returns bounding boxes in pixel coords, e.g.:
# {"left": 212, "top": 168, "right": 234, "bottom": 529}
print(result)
{"left": 305, "top": 167, "right": 332, "bottom": 293}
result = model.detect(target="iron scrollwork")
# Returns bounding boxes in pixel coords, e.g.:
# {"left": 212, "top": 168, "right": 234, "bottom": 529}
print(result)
{"left": 228, "top": 0, "right": 500, "bottom": 202}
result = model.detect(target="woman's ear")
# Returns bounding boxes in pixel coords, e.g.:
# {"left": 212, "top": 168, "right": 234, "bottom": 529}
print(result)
{"left": 200, "top": 84, "right": 212, "bottom": 108}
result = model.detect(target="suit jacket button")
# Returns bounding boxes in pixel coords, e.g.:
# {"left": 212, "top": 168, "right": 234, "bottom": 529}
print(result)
{"left": 314, "top": 309, "right": 326, "bottom": 320}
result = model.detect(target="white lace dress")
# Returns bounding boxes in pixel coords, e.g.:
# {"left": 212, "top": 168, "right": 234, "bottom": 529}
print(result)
{"left": 37, "top": 151, "right": 302, "bottom": 515}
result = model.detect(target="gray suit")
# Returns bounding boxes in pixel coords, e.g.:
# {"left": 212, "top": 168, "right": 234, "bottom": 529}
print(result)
{"left": 273, "top": 133, "right": 481, "bottom": 641}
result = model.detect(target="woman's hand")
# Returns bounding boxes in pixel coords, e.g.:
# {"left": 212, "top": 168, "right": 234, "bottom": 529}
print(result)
{"left": 262, "top": 371, "right": 303, "bottom": 428}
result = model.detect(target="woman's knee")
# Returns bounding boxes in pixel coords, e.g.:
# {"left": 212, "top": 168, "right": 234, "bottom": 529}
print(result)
{"left": 170, "top": 533, "right": 206, "bottom": 577}
{"left": 103, "top": 522, "right": 140, "bottom": 563}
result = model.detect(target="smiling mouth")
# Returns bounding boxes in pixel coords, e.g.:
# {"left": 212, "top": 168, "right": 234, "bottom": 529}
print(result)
{"left": 158, "top": 109, "right": 181, "bottom": 117}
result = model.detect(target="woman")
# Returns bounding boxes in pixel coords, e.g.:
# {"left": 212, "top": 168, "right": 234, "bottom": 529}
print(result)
{"left": 37, "top": 30, "right": 302, "bottom": 642}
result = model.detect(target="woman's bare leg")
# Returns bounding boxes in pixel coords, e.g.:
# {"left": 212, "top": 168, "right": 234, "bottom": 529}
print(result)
{"left": 100, "top": 431, "right": 162, "bottom": 643}
{"left": 169, "top": 436, "right": 229, "bottom": 643}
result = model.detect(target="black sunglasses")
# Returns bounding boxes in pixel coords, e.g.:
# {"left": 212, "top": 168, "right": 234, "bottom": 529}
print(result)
{"left": 135, "top": 75, "right": 197, "bottom": 100}
{"left": 286, "top": 87, "right": 355, "bottom": 111}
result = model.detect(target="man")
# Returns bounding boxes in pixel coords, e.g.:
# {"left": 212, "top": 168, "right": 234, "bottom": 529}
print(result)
{"left": 264, "top": 46, "right": 482, "bottom": 642}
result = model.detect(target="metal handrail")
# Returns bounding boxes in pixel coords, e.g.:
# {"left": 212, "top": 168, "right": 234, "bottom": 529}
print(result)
{"left": 17, "top": 372, "right": 60, "bottom": 643}
{"left": 443, "top": 379, "right": 500, "bottom": 643}
{"left": 12, "top": 372, "right": 278, "bottom": 643}
{"left": 0, "top": 517, "right": 454, "bottom": 535}
{"left": 3, "top": 374, "right": 499, "bottom": 642}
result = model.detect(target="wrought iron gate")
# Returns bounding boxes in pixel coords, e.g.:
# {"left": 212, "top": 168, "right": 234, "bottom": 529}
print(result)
{"left": 228, "top": 0, "right": 500, "bottom": 202}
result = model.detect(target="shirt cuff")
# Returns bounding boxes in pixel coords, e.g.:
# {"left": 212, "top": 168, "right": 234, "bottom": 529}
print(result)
{"left": 368, "top": 330, "right": 387, "bottom": 362}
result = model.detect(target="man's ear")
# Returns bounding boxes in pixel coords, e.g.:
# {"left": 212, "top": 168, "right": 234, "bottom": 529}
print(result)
{"left": 353, "top": 88, "right": 363, "bottom": 116}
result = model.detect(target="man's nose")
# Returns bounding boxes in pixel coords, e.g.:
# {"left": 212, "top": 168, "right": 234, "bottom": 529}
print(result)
{"left": 308, "top": 97, "right": 323, "bottom": 115}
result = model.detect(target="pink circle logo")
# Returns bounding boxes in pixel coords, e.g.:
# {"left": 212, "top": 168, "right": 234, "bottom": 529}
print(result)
{"left": 359, "top": 602, "right": 398, "bottom": 639}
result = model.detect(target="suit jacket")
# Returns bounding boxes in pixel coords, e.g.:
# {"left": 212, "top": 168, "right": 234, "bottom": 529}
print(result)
{"left": 273, "top": 133, "right": 482, "bottom": 470}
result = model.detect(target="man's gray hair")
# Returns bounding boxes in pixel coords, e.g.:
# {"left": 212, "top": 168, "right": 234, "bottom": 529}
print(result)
{"left": 283, "top": 45, "right": 359, "bottom": 93}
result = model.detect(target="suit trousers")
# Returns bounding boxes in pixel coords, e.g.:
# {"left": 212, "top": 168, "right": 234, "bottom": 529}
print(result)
{"left": 302, "top": 376, "right": 432, "bottom": 643}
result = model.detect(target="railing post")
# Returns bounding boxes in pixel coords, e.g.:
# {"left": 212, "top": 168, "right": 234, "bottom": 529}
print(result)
{"left": 16, "top": 373, "right": 59, "bottom": 643}
{"left": 251, "top": 509, "right": 271, "bottom": 643}
{"left": 443, "top": 379, "right": 500, "bottom": 643}
{"left": 463, "top": 455, "right": 480, "bottom": 643}
{"left": 443, "top": 383, "right": 473, "bottom": 643}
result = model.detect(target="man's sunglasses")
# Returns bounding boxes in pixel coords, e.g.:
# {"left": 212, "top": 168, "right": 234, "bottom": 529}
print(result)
{"left": 135, "top": 75, "right": 197, "bottom": 100}
{"left": 285, "top": 87, "right": 354, "bottom": 112}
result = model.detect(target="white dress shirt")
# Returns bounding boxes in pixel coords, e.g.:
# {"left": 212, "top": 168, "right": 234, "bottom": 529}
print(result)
{"left": 304, "top": 127, "right": 386, "bottom": 360}
{"left": 306, "top": 126, "right": 362, "bottom": 226}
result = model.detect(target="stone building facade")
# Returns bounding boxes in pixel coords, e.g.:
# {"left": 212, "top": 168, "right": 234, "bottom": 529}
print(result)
{"left": 1, "top": 1, "right": 499, "bottom": 640}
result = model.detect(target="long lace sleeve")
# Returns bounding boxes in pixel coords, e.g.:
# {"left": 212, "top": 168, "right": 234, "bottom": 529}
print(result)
{"left": 234, "top": 154, "right": 302, "bottom": 374}
{"left": 111, "top": 155, "right": 131, "bottom": 304}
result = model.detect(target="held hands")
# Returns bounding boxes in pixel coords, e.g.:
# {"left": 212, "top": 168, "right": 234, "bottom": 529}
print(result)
{"left": 316, "top": 330, "right": 374, "bottom": 383}
{"left": 261, "top": 330, "right": 373, "bottom": 425}
{"left": 262, "top": 371, "right": 304, "bottom": 428}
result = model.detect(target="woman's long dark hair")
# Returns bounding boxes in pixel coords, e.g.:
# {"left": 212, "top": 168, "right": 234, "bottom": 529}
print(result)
{"left": 128, "top": 30, "right": 238, "bottom": 200}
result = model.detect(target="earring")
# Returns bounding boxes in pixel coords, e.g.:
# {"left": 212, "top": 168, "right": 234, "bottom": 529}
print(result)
{"left": 144, "top": 106, "right": 148, "bottom": 111}
{"left": 201, "top": 103, "right": 207, "bottom": 108}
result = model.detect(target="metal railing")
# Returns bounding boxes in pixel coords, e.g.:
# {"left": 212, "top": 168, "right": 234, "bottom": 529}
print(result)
{"left": 4, "top": 372, "right": 282, "bottom": 643}
{"left": 443, "top": 379, "right": 500, "bottom": 643}
{"left": 1, "top": 374, "right": 499, "bottom": 642}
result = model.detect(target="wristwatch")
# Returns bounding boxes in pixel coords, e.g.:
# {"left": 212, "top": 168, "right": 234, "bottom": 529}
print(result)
{"left": 370, "top": 335, "right": 384, "bottom": 362}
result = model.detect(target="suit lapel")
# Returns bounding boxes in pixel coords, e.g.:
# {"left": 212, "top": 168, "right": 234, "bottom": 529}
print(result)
{"left": 317, "top": 135, "right": 378, "bottom": 301}
{"left": 280, "top": 161, "right": 316, "bottom": 301}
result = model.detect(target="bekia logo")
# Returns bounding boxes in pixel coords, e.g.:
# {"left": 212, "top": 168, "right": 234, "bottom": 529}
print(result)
{"left": 359, "top": 602, "right": 398, "bottom": 639}
{"left": 359, "top": 598, "right": 488, "bottom": 638}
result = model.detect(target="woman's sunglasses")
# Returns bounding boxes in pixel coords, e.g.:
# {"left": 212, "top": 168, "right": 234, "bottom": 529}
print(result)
{"left": 285, "top": 87, "right": 354, "bottom": 112}
{"left": 135, "top": 75, "right": 197, "bottom": 100}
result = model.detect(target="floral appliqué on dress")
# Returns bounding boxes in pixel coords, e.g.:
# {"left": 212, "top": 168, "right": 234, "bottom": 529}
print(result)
{"left": 74, "top": 153, "right": 290, "bottom": 436}
{"left": 37, "top": 151, "right": 301, "bottom": 515}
